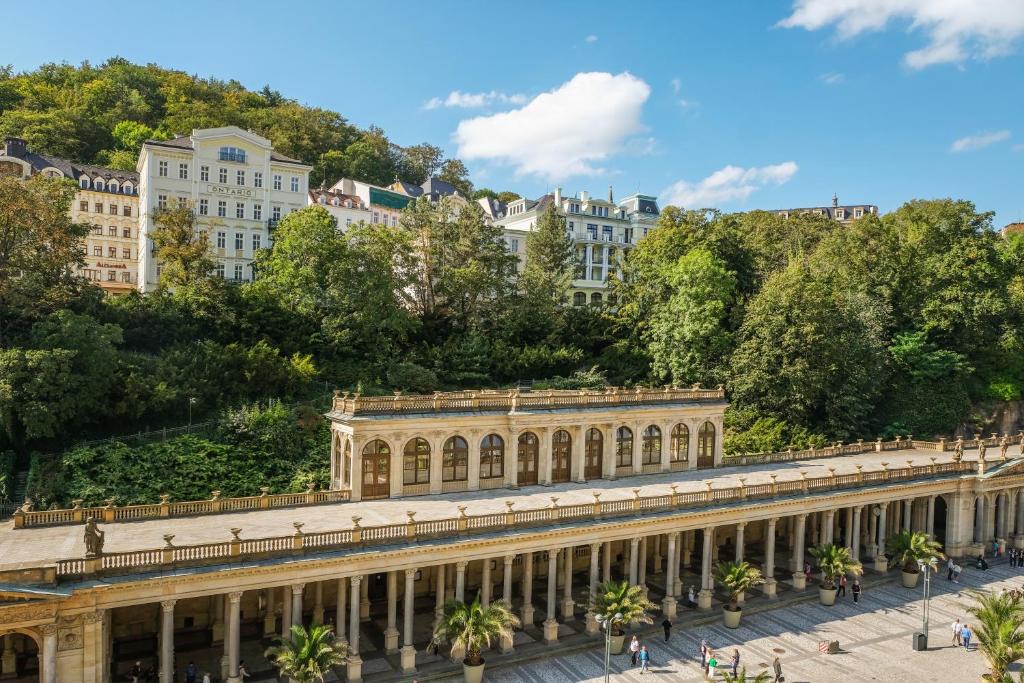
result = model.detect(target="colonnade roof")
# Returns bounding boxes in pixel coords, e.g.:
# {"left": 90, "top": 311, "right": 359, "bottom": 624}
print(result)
{"left": 1, "top": 445, "right": 1017, "bottom": 572}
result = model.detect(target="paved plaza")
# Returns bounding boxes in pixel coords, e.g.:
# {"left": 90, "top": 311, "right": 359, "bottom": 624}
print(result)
{"left": 478, "top": 559, "right": 1022, "bottom": 683}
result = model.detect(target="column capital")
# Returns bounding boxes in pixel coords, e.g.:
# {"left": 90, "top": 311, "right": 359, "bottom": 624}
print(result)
{"left": 766, "top": 517, "right": 778, "bottom": 527}
{"left": 630, "top": 537, "right": 640, "bottom": 548}
{"left": 350, "top": 574, "right": 363, "bottom": 587}
{"left": 456, "top": 560, "right": 468, "bottom": 571}
{"left": 405, "top": 568, "right": 417, "bottom": 579}
{"left": 291, "top": 583, "right": 306, "bottom": 596}
{"left": 503, "top": 555, "right": 515, "bottom": 566}
{"left": 40, "top": 624, "right": 58, "bottom": 637}
{"left": 736, "top": 521, "right": 746, "bottom": 530}
{"left": 228, "top": 591, "right": 243, "bottom": 603}
{"left": 160, "top": 599, "right": 176, "bottom": 612}
{"left": 590, "top": 541, "right": 601, "bottom": 552}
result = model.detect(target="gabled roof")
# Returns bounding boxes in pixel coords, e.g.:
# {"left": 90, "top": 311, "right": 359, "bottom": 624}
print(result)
{"left": 1, "top": 139, "right": 138, "bottom": 183}
{"left": 143, "top": 130, "right": 308, "bottom": 165}
{"left": 389, "top": 180, "right": 424, "bottom": 197}
{"left": 421, "top": 176, "right": 459, "bottom": 198}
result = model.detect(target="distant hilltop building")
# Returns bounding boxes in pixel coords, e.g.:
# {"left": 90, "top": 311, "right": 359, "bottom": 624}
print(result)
{"left": 771, "top": 194, "right": 878, "bottom": 224}
{"left": 319, "top": 176, "right": 468, "bottom": 231}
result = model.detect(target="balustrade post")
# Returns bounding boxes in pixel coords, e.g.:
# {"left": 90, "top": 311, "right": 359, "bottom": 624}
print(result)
{"left": 102, "top": 499, "right": 115, "bottom": 523}
{"left": 210, "top": 490, "right": 222, "bottom": 513}
{"left": 229, "top": 528, "right": 242, "bottom": 557}
{"left": 259, "top": 486, "right": 270, "bottom": 509}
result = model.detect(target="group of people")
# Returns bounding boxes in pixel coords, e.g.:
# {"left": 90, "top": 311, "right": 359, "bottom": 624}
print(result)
{"left": 1008, "top": 547, "right": 1024, "bottom": 567}
{"left": 628, "top": 635, "right": 654, "bottom": 674}
{"left": 128, "top": 660, "right": 251, "bottom": 682}
{"left": 952, "top": 618, "right": 974, "bottom": 651}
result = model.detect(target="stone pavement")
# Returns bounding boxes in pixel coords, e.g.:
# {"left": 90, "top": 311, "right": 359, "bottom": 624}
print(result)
{"left": 478, "top": 560, "right": 1024, "bottom": 683}
{"left": 2, "top": 445, "right": 1009, "bottom": 569}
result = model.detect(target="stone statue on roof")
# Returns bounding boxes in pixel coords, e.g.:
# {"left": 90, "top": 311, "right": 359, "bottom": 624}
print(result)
{"left": 84, "top": 517, "right": 105, "bottom": 558}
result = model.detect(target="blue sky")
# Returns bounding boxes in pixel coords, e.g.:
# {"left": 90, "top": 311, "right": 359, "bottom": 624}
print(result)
{"left": 6, "top": 1, "right": 1024, "bottom": 224}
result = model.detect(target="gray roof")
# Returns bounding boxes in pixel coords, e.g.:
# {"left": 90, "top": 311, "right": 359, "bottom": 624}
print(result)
{"left": 2, "top": 137, "right": 139, "bottom": 184}
{"left": 420, "top": 176, "right": 460, "bottom": 199}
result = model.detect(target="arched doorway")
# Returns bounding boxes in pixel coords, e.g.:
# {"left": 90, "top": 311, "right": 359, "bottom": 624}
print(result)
{"left": 697, "top": 421, "right": 715, "bottom": 469}
{"left": 0, "top": 630, "right": 41, "bottom": 682}
{"left": 584, "top": 428, "right": 603, "bottom": 479}
{"left": 361, "top": 440, "right": 391, "bottom": 499}
{"left": 551, "top": 430, "right": 571, "bottom": 483}
{"left": 518, "top": 432, "right": 539, "bottom": 486}
{"left": 933, "top": 495, "right": 948, "bottom": 545}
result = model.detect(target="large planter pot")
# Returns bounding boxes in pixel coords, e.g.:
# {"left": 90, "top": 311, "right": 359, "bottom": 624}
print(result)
{"left": 610, "top": 634, "right": 626, "bottom": 654}
{"left": 901, "top": 570, "right": 920, "bottom": 588}
{"left": 819, "top": 586, "right": 836, "bottom": 606}
{"left": 463, "top": 660, "right": 485, "bottom": 683}
{"left": 723, "top": 606, "right": 742, "bottom": 629}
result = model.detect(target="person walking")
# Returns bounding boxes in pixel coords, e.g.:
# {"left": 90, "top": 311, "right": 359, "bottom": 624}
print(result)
{"left": 202, "top": 674, "right": 212, "bottom": 683}
{"left": 837, "top": 574, "right": 847, "bottom": 598}
{"left": 185, "top": 661, "right": 198, "bottom": 683}
{"left": 730, "top": 649, "right": 740, "bottom": 677}
{"left": 707, "top": 652, "right": 718, "bottom": 679}
{"left": 852, "top": 579, "right": 861, "bottom": 603}
{"left": 630, "top": 635, "right": 641, "bottom": 666}
{"left": 662, "top": 617, "right": 672, "bottom": 642}
{"left": 947, "top": 557, "right": 956, "bottom": 580}
{"left": 639, "top": 645, "right": 651, "bottom": 675}
{"left": 773, "top": 655, "right": 783, "bottom": 682}
{"left": 688, "top": 585, "right": 697, "bottom": 608}
{"left": 701, "top": 641, "right": 710, "bottom": 676}
{"left": 952, "top": 618, "right": 963, "bottom": 646}
{"left": 804, "top": 562, "right": 812, "bottom": 582}
{"left": 129, "top": 662, "right": 141, "bottom": 683}
{"left": 962, "top": 623, "right": 973, "bottom": 651}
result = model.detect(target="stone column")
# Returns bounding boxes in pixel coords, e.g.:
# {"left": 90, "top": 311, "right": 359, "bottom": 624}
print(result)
{"left": 586, "top": 543, "right": 601, "bottom": 634}
{"left": 698, "top": 526, "right": 714, "bottom": 609}
{"left": 221, "top": 595, "right": 230, "bottom": 681}
{"left": 347, "top": 576, "right": 363, "bottom": 682}
{"left": 159, "top": 600, "right": 175, "bottom": 683}
{"left": 735, "top": 522, "right": 746, "bottom": 561}
{"left": 313, "top": 581, "right": 324, "bottom": 626}
{"left": 507, "top": 429, "right": 519, "bottom": 488}
{"left": 544, "top": 550, "right": 559, "bottom": 642}
{"left": 824, "top": 510, "right": 835, "bottom": 545}
{"left": 852, "top": 506, "right": 863, "bottom": 560}
{"left": 468, "top": 433, "right": 482, "bottom": 491}
{"left": 360, "top": 574, "right": 370, "bottom": 620}
{"left": 41, "top": 625, "right": 57, "bottom": 683}
{"left": 845, "top": 507, "right": 854, "bottom": 547}
{"left": 226, "top": 592, "right": 242, "bottom": 683}
{"left": 663, "top": 532, "right": 678, "bottom": 618}
{"left": 2, "top": 635, "right": 16, "bottom": 678}
{"left": 400, "top": 569, "right": 417, "bottom": 673}
{"left": 763, "top": 518, "right": 778, "bottom": 597}
{"left": 262, "top": 588, "right": 276, "bottom": 636}
{"left": 629, "top": 537, "right": 640, "bottom": 585}
{"left": 211, "top": 592, "right": 225, "bottom": 643}
{"left": 521, "top": 552, "right": 535, "bottom": 626}
{"left": 903, "top": 499, "right": 912, "bottom": 532}
{"left": 638, "top": 537, "right": 649, "bottom": 597}
{"left": 336, "top": 577, "right": 347, "bottom": 642}
{"left": 674, "top": 533, "right": 685, "bottom": 595}
{"left": 281, "top": 585, "right": 292, "bottom": 636}
{"left": 601, "top": 541, "right": 612, "bottom": 582}
{"left": 455, "top": 561, "right": 468, "bottom": 602}
{"left": 927, "top": 496, "right": 936, "bottom": 538}
{"left": 561, "top": 548, "right": 575, "bottom": 620}
{"left": 1017, "top": 491, "right": 1024, "bottom": 548}
{"left": 291, "top": 583, "right": 305, "bottom": 629}
{"left": 480, "top": 559, "right": 493, "bottom": 608}
{"left": 791, "top": 514, "right": 807, "bottom": 590}
{"left": 653, "top": 534, "right": 663, "bottom": 574}
{"left": 385, "top": 571, "right": 399, "bottom": 653}
{"left": 433, "top": 565, "right": 445, "bottom": 628}
{"left": 875, "top": 505, "right": 889, "bottom": 571}
{"left": 539, "top": 427, "right": 553, "bottom": 486}
{"left": 501, "top": 555, "right": 515, "bottom": 653}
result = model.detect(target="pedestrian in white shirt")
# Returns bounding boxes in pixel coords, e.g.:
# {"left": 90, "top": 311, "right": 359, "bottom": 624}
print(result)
{"left": 952, "top": 618, "right": 963, "bottom": 646}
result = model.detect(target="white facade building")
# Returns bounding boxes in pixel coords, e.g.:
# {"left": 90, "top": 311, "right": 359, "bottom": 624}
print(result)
{"left": 137, "top": 126, "right": 311, "bottom": 291}
{"left": 494, "top": 186, "right": 660, "bottom": 305}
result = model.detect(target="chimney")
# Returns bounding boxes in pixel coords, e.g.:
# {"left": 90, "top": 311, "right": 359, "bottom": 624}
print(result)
{"left": 832, "top": 193, "right": 839, "bottom": 208}
{"left": 3, "top": 137, "right": 27, "bottom": 158}
{"left": 580, "top": 190, "right": 589, "bottom": 203}
{"left": 608, "top": 185, "right": 614, "bottom": 202}
{"left": 554, "top": 186, "right": 562, "bottom": 205}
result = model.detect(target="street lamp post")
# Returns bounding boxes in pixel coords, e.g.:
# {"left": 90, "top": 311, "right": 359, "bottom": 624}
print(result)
{"left": 913, "top": 558, "right": 934, "bottom": 650}
{"left": 598, "top": 612, "right": 623, "bottom": 683}
{"left": 187, "top": 397, "right": 196, "bottom": 432}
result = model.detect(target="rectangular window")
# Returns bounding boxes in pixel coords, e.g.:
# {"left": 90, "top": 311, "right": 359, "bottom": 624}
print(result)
{"left": 586, "top": 223, "right": 598, "bottom": 239}
{"left": 234, "top": 232, "right": 243, "bottom": 250}
{"left": 178, "top": 163, "right": 189, "bottom": 180}
{"left": 252, "top": 233, "right": 261, "bottom": 251}
{"left": 92, "top": 225, "right": 102, "bottom": 235}
{"left": 108, "top": 247, "right": 117, "bottom": 258}
{"left": 234, "top": 263, "right": 243, "bottom": 281}
{"left": 93, "top": 246, "right": 102, "bottom": 256}
{"left": 95, "top": 202, "right": 103, "bottom": 213}
{"left": 253, "top": 203, "right": 262, "bottom": 220}
{"left": 217, "top": 201, "right": 226, "bottom": 217}
{"left": 218, "top": 168, "right": 228, "bottom": 184}
{"left": 216, "top": 231, "right": 226, "bottom": 249}
{"left": 122, "top": 227, "right": 131, "bottom": 238}
{"left": 158, "top": 160, "right": 168, "bottom": 177}
{"left": 157, "top": 195, "right": 167, "bottom": 210}
{"left": 199, "top": 199, "right": 209, "bottom": 216}
{"left": 122, "top": 248, "right": 131, "bottom": 259}
{"left": 273, "top": 174, "right": 282, "bottom": 191}
{"left": 123, "top": 205, "right": 131, "bottom": 217}
{"left": 237, "top": 170, "right": 245, "bottom": 186}
{"left": 602, "top": 225, "right": 613, "bottom": 241}
{"left": 236, "top": 202, "right": 245, "bottom": 219}
{"left": 510, "top": 238, "right": 519, "bottom": 252}
{"left": 200, "top": 165, "right": 209, "bottom": 182}
{"left": 835, "top": 209, "right": 845, "bottom": 220}
{"left": 272, "top": 206, "right": 281, "bottom": 222}
{"left": 254, "top": 172, "right": 263, "bottom": 188}
{"left": 79, "top": 201, "right": 88, "bottom": 212}
{"left": 215, "top": 262, "right": 225, "bottom": 279}
{"left": 107, "top": 271, "right": 116, "bottom": 281}
{"left": 372, "top": 211, "right": 379, "bottom": 224}
{"left": 290, "top": 176, "right": 299, "bottom": 192}
{"left": 121, "top": 272, "right": 131, "bottom": 283}
{"left": 345, "top": 218, "right": 352, "bottom": 227}
{"left": 108, "top": 226, "right": 117, "bottom": 237}
{"left": 854, "top": 208, "right": 863, "bottom": 218}
{"left": 176, "top": 196, "right": 187, "bottom": 208}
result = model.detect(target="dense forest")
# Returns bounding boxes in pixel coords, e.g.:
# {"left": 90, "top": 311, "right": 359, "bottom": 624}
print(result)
{"left": 1, "top": 59, "right": 1022, "bottom": 506}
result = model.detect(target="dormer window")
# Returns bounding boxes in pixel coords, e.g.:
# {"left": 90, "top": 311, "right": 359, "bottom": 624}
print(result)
{"left": 80, "top": 177, "right": 89, "bottom": 189}
{"left": 835, "top": 208, "right": 845, "bottom": 220}
{"left": 109, "top": 180, "right": 119, "bottom": 193}
{"left": 854, "top": 208, "right": 863, "bottom": 219}
{"left": 344, "top": 200, "right": 352, "bottom": 208}
{"left": 332, "top": 198, "right": 340, "bottom": 206}
{"left": 94, "top": 179, "right": 105, "bottom": 192}
{"left": 219, "top": 146, "right": 246, "bottom": 163}
{"left": 123, "top": 182, "right": 133, "bottom": 194}
{"left": 319, "top": 195, "right": 326, "bottom": 204}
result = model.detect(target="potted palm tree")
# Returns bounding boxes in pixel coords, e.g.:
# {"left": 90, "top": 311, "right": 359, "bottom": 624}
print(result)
{"left": 432, "top": 594, "right": 520, "bottom": 683}
{"left": 714, "top": 561, "right": 765, "bottom": 628}
{"left": 264, "top": 623, "right": 347, "bottom": 683}
{"left": 968, "top": 590, "right": 1024, "bottom": 681}
{"left": 885, "top": 530, "right": 945, "bottom": 588}
{"left": 809, "top": 543, "right": 863, "bottom": 606}
{"left": 590, "top": 579, "right": 656, "bottom": 654}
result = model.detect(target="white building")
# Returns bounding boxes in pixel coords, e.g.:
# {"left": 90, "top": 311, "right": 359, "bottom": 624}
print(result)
{"left": 307, "top": 186, "right": 370, "bottom": 231}
{"left": 137, "top": 126, "right": 311, "bottom": 291}
{"left": 494, "top": 186, "right": 660, "bottom": 305}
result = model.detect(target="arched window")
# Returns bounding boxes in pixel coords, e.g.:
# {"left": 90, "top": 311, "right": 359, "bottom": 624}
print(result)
{"left": 573, "top": 292, "right": 586, "bottom": 306}
{"left": 698, "top": 421, "right": 716, "bottom": 465}
{"left": 443, "top": 436, "right": 469, "bottom": 481}
{"left": 590, "top": 292, "right": 602, "bottom": 305}
{"left": 342, "top": 440, "right": 351, "bottom": 486}
{"left": 480, "top": 434, "right": 504, "bottom": 479}
{"left": 518, "top": 432, "right": 539, "bottom": 485}
{"left": 616, "top": 427, "right": 633, "bottom": 467}
{"left": 361, "top": 439, "right": 390, "bottom": 499}
{"left": 584, "top": 428, "right": 603, "bottom": 478}
{"left": 403, "top": 438, "right": 430, "bottom": 485}
{"left": 642, "top": 425, "right": 661, "bottom": 465}
{"left": 219, "top": 146, "right": 246, "bottom": 163}
{"left": 551, "top": 429, "right": 571, "bottom": 483}
{"left": 670, "top": 424, "right": 689, "bottom": 462}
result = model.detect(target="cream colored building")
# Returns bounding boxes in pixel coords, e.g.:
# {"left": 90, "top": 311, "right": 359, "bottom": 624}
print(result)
{"left": 137, "top": 127, "right": 311, "bottom": 290}
{"left": 0, "top": 387, "right": 1021, "bottom": 682}
{"left": 0, "top": 137, "right": 141, "bottom": 294}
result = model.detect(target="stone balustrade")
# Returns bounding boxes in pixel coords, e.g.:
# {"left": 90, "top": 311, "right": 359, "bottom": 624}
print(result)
{"left": 13, "top": 485, "right": 350, "bottom": 529}
{"left": 330, "top": 384, "right": 727, "bottom": 416}
{"left": 53, "top": 458, "right": 974, "bottom": 581}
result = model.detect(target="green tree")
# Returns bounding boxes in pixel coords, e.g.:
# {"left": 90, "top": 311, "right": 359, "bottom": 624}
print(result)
{"left": 648, "top": 248, "right": 736, "bottom": 386}
{"left": 400, "top": 142, "right": 444, "bottom": 184}
{"left": 437, "top": 158, "right": 473, "bottom": 196}
{"left": 265, "top": 624, "right": 347, "bottom": 683}
{"left": 432, "top": 595, "right": 520, "bottom": 666}
{"left": 589, "top": 579, "right": 656, "bottom": 636}
{"left": 809, "top": 543, "right": 863, "bottom": 590}
{"left": 714, "top": 560, "right": 764, "bottom": 612}
{"left": 968, "top": 591, "right": 1024, "bottom": 681}
{"left": 520, "top": 204, "right": 574, "bottom": 308}
{"left": 0, "top": 348, "right": 75, "bottom": 451}
{"left": 150, "top": 203, "right": 215, "bottom": 292}
{"left": 884, "top": 530, "right": 945, "bottom": 574}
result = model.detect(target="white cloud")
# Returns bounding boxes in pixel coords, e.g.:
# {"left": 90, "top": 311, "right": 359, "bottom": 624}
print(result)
{"left": 1013, "top": 143, "right": 1024, "bottom": 152}
{"left": 819, "top": 71, "right": 845, "bottom": 85}
{"left": 453, "top": 72, "right": 651, "bottom": 180}
{"left": 950, "top": 129, "right": 1011, "bottom": 152}
{"left": 424, "top": 90, "right": 528, "bottom": 110}
{"left": 671, "top": 77, "right": 681, "bottom": 94}
{"left": 778, "top": 0, "right": 1024, "bottom": 69}
{"left": 585, "top": 34, "right": 598, "bottom": 43}
{"left": 660, "top": 162, "right": 799, "bottom": 208}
